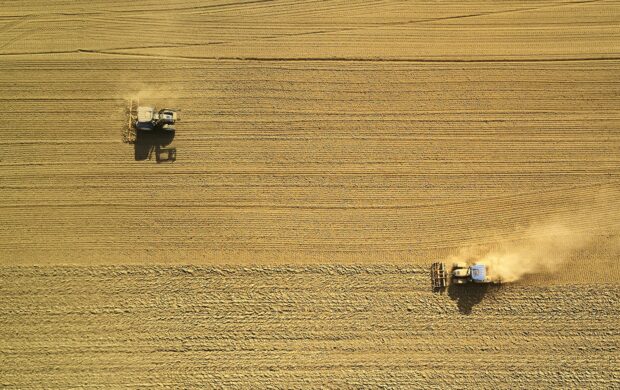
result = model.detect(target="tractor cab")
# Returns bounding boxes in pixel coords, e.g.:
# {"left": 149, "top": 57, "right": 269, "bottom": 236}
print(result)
{"left": 451, "top": 262, "right": 471, "bottom": 284}
{"left": 135, "top": 106, "right": 156, "bottom": 131}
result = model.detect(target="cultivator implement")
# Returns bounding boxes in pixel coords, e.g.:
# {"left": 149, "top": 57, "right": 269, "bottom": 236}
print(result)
{"left": 431, "top": 262, "right": 447, "bottom": 291}
{"left": 123, "top": 98, "right": 138, "bottom": 144}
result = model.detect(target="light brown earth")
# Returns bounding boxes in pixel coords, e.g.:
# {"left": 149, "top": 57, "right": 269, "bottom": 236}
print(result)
{"left": 0, "top": 0, "right": 619, "bottom": 388}
{"left": 1, "top": 266, "right": 619, "bottom": 388}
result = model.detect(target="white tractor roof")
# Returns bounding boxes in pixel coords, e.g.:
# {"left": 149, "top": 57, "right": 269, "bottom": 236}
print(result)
{"left": 137, "top": 106, "right": 154, "bottom": 122}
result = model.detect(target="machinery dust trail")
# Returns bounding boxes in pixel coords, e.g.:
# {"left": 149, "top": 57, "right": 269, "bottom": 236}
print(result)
{"left": 450, "top": 191, "right": 620, "bottom": 283}
{"left": 120, "top": 84, "right": 182, "bottom": 108}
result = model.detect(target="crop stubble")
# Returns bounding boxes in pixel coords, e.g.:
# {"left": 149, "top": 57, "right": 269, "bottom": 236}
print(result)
{"left": 0, "top": 0, "right": 619, "bottom": 388}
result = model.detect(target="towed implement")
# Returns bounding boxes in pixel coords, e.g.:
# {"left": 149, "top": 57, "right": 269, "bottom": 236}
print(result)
{"left": 430, "top": 262, "right": 448, "bottom": 290}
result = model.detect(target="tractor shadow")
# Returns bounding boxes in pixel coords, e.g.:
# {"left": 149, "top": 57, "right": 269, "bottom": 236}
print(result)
{"left": 134, "top": 129, "right": 176, "bottom": 163}
{"left": 448, "top": 283, "right": 502, "bottom": 315}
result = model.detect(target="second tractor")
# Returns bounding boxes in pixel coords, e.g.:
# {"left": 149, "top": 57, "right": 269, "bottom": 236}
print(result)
{"left": 431, "top": 262, "right": 500, "bottom": 291}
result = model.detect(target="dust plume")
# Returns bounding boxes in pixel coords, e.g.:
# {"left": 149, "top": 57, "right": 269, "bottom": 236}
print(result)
{"left": 450, "top": 221, "right": 596, "bottom": 282}
{"left": 121, "top": 84, "right": 182, "bottom": 108}
{"left": 449, "top": 189, "right": 620, "bottom": 283}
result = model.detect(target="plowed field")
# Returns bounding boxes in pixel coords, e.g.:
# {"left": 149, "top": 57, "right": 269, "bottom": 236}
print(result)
{"left": 1, "top": 0, "right": 619, "bottom": 388}
{"left": 2, "top": 266, "right": 619, "bottom": 388}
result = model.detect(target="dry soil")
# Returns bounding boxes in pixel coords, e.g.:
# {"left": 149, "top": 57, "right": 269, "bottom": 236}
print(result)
{"left": 0, "top": 0, "right": 619, "bottom": 388}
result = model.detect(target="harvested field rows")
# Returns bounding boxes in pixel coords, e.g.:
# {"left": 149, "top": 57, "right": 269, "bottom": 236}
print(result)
{"left": 1, "top": 56, "right": 619, "bottom": 264}
{"left": 2, "top": 2, "right": 620, "bottom": 266}
{"left": 1, "top": 0, "right": 619, "bottom": 61}
{"left": 1, "top": 266, "right": 618, "bottom": 388}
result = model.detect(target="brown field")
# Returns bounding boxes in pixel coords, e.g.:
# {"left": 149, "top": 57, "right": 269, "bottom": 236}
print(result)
{"left": 2, "top": 266, "right": 619, "bottom": 388}
{"left": 1, "top": 0, "right": 619, "bottom": 388}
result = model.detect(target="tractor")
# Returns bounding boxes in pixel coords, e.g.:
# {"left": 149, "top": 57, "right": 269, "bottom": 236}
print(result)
{"left": 431, "top": 262, "right": 499, "bottom": 291}
{"left": 124, "top": 98, "right": 180, "bottom": 143}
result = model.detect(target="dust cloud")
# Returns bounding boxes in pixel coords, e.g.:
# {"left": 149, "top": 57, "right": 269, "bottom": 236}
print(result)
{"left": 450, "top": 190, "right": 620, "bottom": 282}
{"left": 121, "top": 84, "right": 182, "bottom": 107}
{"left": 450, "top": 221, "right": 594, "bottom": 282}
